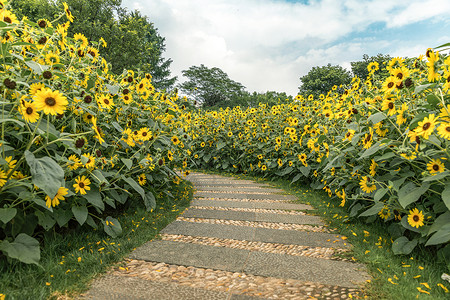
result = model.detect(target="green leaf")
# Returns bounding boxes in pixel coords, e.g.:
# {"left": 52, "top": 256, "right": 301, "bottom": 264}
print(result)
{"left": 392, "top": 236, "right": 418, "bottom": 255}
{"left": 428, "top": 211, "right": 450, "bottom": 234}
{"left": 144, "top": 192, "right": 156, "bottom": 211}
{"left": 103, "top": 217, "right": 122, "bottom": 238}
{"left": 359, "top": 202, "right": 384, "bottom": 217}
{"left": 25, "top": 151, "right": 65, "bottom": 198}
{"left": 121, "top": 158, "right": 132, "bottom": 170}
{"left": 105, "top": 84, "right": 120, "bottom": 95}
{"left": 398, "top": 182, "right": 430, "bottom": 208}
{"left": 35, "top": 210, "right": 56, "bottom": 231}
{"left": 123, "top": 176, "right": 145, "bottom": 200}
{"left": 53, "top": 209, "right": 73, "bottom": 227}
{"left": 112, "top": 121, "right": 123, "bottom": 133}
{"left": 82, "top": 189, "right": 104, "bottom": 211}
{"left": 0, "top": 208, "right": 17, "bottom": 223}
{"left": 299, "top": 166, "right": 310, "bottom": 177}
{"left": 217, "top": 141, "right": 226, "bottom": 150}
{"left": 0, "top": 233, "right": 40, "bottom": 265}
{"left": 368, "top": 112, "right": 386, "bottom": 124}
{"left": 92, "top": 170, "right": 109, "bottom": 185}
{"left": 24, "top": 60, "right": 49, "bottom": 75}
{"left": 374, "top": 188, "right": 388, "bottom": 202}
{"left": 72, "top": 206, "right": 88, "bottom": 225}
{"left": 443, "top": 184, "right": 450, "bottom": 210}
{"left": 359, "top": 142, "right": 384, "bottom": 159}
{"left": 291, "top": 173, "right": 302, "bottom": 183}
{"left": 414, "top": 83, "right": 435, "bottom": 94}
{"left": 425, "top": 224, "right": 450, "bottom": 246}
{"left": 427, "top": 94, "right": 440, "bottom": 106}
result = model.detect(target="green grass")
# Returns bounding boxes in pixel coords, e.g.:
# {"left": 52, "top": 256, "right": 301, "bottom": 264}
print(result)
{"left": 194, "top": 169, "right": 450, "bottom": 299}
{"left": 0, "top": 180, "right": 193, "bottom": 300}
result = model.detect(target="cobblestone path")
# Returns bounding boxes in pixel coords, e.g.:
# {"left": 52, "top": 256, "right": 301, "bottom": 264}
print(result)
{"left": 81, "top": 172, "right": 369, "bottom": 300}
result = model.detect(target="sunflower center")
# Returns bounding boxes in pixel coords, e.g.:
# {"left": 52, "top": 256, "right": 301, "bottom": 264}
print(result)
{"left": 26, "top": 107, "right": 34, "bottom": 115}
{"left": 388, "top": 102, "right": 394, "bottom": 109}
{"left": 79, "top": 182, "right": 85, "bottom": 188}
{"left": 432, "top": 164, "right": 440, "bottom": 171}
{"left": 45, "top": 97, "right": 56, "bottom": 106}
{"left": 4, "top": 16, "right": 12, "bottom": 23}
{"left": 387, "top": 82, "right": 394, "bottom": 88}
{"left": 104, "top": 99, "right": 110, "bottom": 105}
{"left": 446, "top": 126, "right": 450, "bottom": 132}
{"left": 413, "top": 215, "right": 419, "bottom": 222}
{"left": 422, "top": 122, "right": 431, "bottom": 130}
{"left": 397, "top": 73, "right": 403, "bottom": 79}
{"left": 142, "top": 132, "right": 147, "bottom": 136}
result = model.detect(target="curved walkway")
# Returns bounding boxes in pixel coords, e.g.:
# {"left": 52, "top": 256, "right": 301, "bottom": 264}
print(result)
{"left": 82, "top": 172, "right": 370, "bottom": 300}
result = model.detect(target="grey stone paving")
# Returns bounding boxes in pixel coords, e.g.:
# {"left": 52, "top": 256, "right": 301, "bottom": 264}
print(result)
{"left": 191, "top": 199, "right": 313, "bottom": 210}
{"left": 194, "top": 191, "right": 298, "bottom": 201}
{"left": 83, "top": 172, "right": 369, "bottom": 299}
{"left": 130, "top": 240, "right": 367, "bottom": 288}
{"left": 182, "top": 208, "right": 324, "bottom": 225}
{"left": 161, "top": 221, "right": 349, "bottom": 248}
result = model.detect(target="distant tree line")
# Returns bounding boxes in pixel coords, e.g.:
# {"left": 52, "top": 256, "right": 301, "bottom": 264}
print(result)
{"left": 11, "top": 0, "right": 177, "bottom": 90}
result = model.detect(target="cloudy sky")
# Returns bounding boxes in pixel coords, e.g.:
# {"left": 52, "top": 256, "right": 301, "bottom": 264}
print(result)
{"left": 122, "top": 0, "right": 450, "bottom": 96}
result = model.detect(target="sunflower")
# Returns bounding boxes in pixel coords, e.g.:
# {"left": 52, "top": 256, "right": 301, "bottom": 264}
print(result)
{"left": 67, "top": 154, "right": 82, "bottom": 170}
{"left": 138, "top": 173, "right": 147, "bottom": 186}
{"left": 34, "top": 88, "right": 68, "bottom": 115}
{"left": 73, "top": 176, "right": 91, "bottom": 195}
{"left": 362, "top": 128, "right": 374, "bottom": 149}
{"left": 343, "top": 129, "right": 355, "bottom": 142}
{"left": 438, "top": 104, "right": 450, "bottom": 121}
{"left": 136, "top": 80, "right": 147, "bottom": 93}
{"left": 0, "top": 169, "right": 7, "bottom": 188}
{"left": 369, "top": 159, "right": 378, "bottom": 177}
{"left": 381, "top": 76, "right": 400, "bottom": 94}
{"left": 96, "top": 94, "right": 114, "bottom": 110}
{"left": 407, "top": 208, "right": 424, "bottom": 228}
{"left": 378, "top": 206, "right": 391, "bottom": 220}
{"left": 171, "top": 135, "right": 180, "bottom": 145}
{"left": 227, "top": 131, "right": 233, "bottom": 137}
{"left": 261, "top": 165, "right": 267, "bottom": 171}
{"left": 63, "top": 2, "right": 74, "bottom": 22}
{"left": 427, "top": 158, "right": 445, "bottom": 174}
{"left": 91, "top": 117, "right": 105, "bottom": 144}
{"left": 122, "top": 94, "right": 133, "bottom": 104}
{"left": 360, "top": 176, "right": 376, "bottom": 193}
{"left": 437, "top": 123, "right": 450, "bottom": 140}
{"left": 83, "top": 113, "right": 94, "bottom": 123}
{"left": 414, "top": 114, "right": 438, "bottom": 139}
{"left": 381, "top": 98, "right": 396, "bottom": 116}
{"left": 167, "top": 150, "right": 174, "bottom": 161}
{"left": 82, "top": 153, "right": 96, "bottom": 169}
{"left": 138, "top": 127, "right": 152, "bottom": 141}
{"left": 45, "top": 186, "right": 68, "bottom": 208}
{"left": 45, "top": 52, "right": 60, "bottom": 65}
{"left": 0, "top": 9, "right": 18, "bottom": 24}
{"left": 367, "top": 61, "right": 379, "bottom": 74}
{"left": 20, "top": 101, "right": 40, "bottom": 123}
{"left": 277, "top": 158, "right": 283, "bottom": 167}
{"left": 396, "top": 103, "right": 408, "bottom": 125}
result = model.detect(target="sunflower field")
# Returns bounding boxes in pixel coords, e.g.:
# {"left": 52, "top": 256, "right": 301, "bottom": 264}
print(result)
{"left": 0, "top": 3, "right": 190, "bottom": 265}
{"left": 185, "top": 49, "right": 450, "bottom": 266}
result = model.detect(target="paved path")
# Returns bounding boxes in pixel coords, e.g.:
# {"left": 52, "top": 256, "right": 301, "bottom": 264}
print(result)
{"left": 82, "top": 172, "right": 369, "bottom": 300}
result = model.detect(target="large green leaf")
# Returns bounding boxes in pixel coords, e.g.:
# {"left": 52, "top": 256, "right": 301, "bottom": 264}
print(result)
{"left": 398, "top": 182, "right": 430, "bottom": 208}
{"left": 144, "top": 192, "right": 156, "bottom": 211}
{"left": 103, "top": 216, "right": 122, "bottom": 238}
{"left": 53, "top": 208, "right": 73, "bottom": 227}
{"left": 0, "top": 208, "right": 17, "bottom": 223}
{"left": 35, "top": 210, "right": 56, "bottom": 231}
{"left": 442, "top": 184, "right": 450, "bottom": 210}
{"left": 299, "top": 166, "right": 310, "bottom": 177}
{"left": 82, "top": 188, "right": 104, "bottom": 211}
{"left": 123, "top": 176, "right": 145, "bottom": 200}
{"left": 72, "top": 206, "right": 88, "bottom": 225}
{"left": 392, "top": 236, "right": 418, "bottom": 255}
{"left": 359, "top": 202, "right": 384, "bottom": 217}
{"left": 425, "top": 224, "right": 450, "bottom": 246}
{"left": 368, "top": 112, "right": 386, "bottom": 124}
{"left": 25, "top": 151, "right": 64, "bottom": 199}
{"left": 0, "top": 233, "right": 40, "bottom": 265}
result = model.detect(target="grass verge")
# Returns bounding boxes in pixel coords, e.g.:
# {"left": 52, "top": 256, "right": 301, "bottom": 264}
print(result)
{"left": 193, "top": 169, "right": 450, "bottom": 299}
{"left": 0, "top": 180, "right": 193, "bottom": 300}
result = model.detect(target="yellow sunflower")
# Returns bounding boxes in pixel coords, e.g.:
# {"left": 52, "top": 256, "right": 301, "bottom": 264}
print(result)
{"left": 67, "top": 154, "right": 82, "bottom": 170}
{"left": 378, "top": 206, "right": 391, "bottom": 220}
{"left": 0, "top": 169, "right": 7, "bottom": 187}
{"left": 29, "top": 82, "right": 46, "bottom": 95}
{"left": 138, "top": 127, "right": 152, "bottom": 141}
{"left": 45, "top": 186, "right": 69, "bottom": 208}
{"left": 381, "top": 98, "right": 396, "bottom": 116}
{"left": 138, "top": 174, "right": 147, "bottom": 186}
{"left": 121, "top": 128, "right": 135, "bottom": 147}
{"left": 360, "top": 176, "right": 376, "bottom": 193}
{"left": 81, "top": 153, "right": 96, "bottom": 169}
{"left": 414, "top": 114, "right": 438, "bottom": 139}
{"left": 73, "top": 176, "right": 91, "bottom": 195}
{"left": 437, "top": 123, "right": 450, "bottom": 140}
{"left": 171, "top": 135, "right": 180, "bottom": 145}
{"left": 407, "top": 208, "right": 424, "bottom": 228}
{"left": 96, "top": 94, "right": 114, "bottom": 110}
{"left": 369, "top": 159, "right": 378, "bottom": 177}
{"left": 427, "top": 158, "right": 445, "bottom": 174}
{"left": 34, "top": 88, "right": 68, "bottom": 115}
{"left": 381, "top": 76, "right": 399, "bottom": 94}
{"left": 91, "top": 117, "right": 105, "bottom": 144}
{"left": 19, "top": 101, "right": 40, "bottom": 123}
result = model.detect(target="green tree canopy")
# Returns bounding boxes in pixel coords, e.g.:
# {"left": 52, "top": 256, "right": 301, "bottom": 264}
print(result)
{"left": 10, "top": 0, "right": 177, "bottom": 90}
{"left": 350, "top": 53, "right": 392, "bottom": 80}
{"left": 179, "top": 65, "right": 246, "bottom": 108}
{"left": 298, "top": 63, "right": 352, "bottom": 98}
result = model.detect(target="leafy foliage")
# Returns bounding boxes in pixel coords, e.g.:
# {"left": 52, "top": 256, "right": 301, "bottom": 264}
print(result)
{"left": 350, "top": 53, "right": 392, "bottom": 80}
{"left": 298, "top": 63, "right": 352, "bottom": 98}
{"left": 179, "top": 64, "right": 246, "bottom": 108}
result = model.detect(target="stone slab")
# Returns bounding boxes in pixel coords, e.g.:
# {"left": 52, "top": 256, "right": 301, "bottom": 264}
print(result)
{"left": 254, "top": 227, "right": 350, "bottom": 248}
{"left": 161, "top": 221, "right": 256, "bottom": 241}
{"left": 196, "top": 186, "right": 287, "bottom": 193}
{"left": 194, "top": 192, "right": 297, "bottom": 201}
{"left": 130, "top": 240, "right": 249, "bottom": 272}
{"left": 182, "top": 208, "right": 323, "bottom": 225}
{"left": 191, "top": 199, "right": 313, "bottom": 210}
{"left": 194, "top": 183, "right": 268, "bottom": 188}
{"left": 81, "top": 275, "right": 231, "bottom": 300}
{"left": 244, "top": 251, "right": 369, "bottom": 288}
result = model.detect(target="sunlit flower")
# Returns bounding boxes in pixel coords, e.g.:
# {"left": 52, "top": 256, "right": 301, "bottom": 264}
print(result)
{"left": 427, "top": 158, "right": 445, "bottom": 174}
{"left": 415, "top": 114, "right": 438, "bottom": 139}
{"left": 407, "top": 208, "right": 424, "bottom": 228}
{"left": 45, "top": 186, "right": 69, "bottom": 208}
{"left": 73, "top": 176, "right": 91, "bottom": 195}
{"left": 34, "top": 88, "right": 68, "bottom": 115}
{"left": 360, "top": 176, "right": 376, "bottom": 193}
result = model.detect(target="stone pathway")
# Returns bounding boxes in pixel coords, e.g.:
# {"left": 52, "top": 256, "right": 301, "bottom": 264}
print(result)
{"left": 81, "top": 172, "right": 370, "bottom": 300}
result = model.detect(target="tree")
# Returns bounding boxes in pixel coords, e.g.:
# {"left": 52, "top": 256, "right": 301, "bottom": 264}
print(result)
{"left": 298, "top": 64, "right": 352, "bottom": 98}
{"left": 350, "top": 53, "right": 392, "bottom": 80}
{"left": 179, "top": 65, "right": 246, "bottom": 108}
{"left": 10, "top": 0, "right": 177, "bottom": 90}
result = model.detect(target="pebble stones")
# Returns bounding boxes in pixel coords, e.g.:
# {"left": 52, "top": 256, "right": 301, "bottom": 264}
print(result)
{"left": 191, "top": 206, "right": 308, "bottom": 216}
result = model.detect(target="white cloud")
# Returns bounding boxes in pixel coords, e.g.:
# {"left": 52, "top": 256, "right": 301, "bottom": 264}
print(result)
{"left": 122, "top": 0, "right": 450, "bottom": 95}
